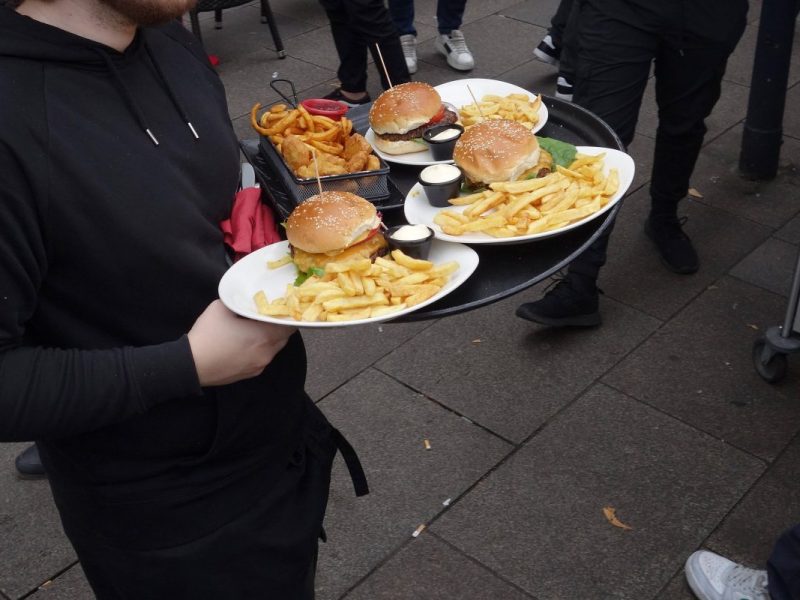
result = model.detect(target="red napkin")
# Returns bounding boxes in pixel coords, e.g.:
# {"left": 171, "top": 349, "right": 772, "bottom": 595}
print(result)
{"left": 220, "top": 187, "right": 282, "bottom": 261}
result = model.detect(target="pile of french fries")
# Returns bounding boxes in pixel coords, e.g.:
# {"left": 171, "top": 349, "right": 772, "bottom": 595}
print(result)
{"left": 434, "top": 153, "right": 619, "bottom": 238}
{"left": 250, "top": 102, "right": 381, "bottom": 178}
{"left": 253, "top": 250, "right": 459, "bottom": 323}
{"left": 458, "top": 93, "right": 542, "bottom": 129}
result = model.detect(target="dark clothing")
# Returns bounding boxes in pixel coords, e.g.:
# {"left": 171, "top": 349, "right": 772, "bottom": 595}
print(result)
{"left": 389, "top": 0, "right": 467, "bottom": 36}
{"left": 768, "top": 524, "right": 800, "bottom": 600}
{"left": 0, "top": 8, "right": 351, "bottom": 596}
{"left": 319, "top": 0, "right": 411, "bottom": 93}
{"left": 565, "top": 0, "right": 747, "bottom": 282}
{"left": 547, "top": 0, "right": 574, "bottom": 48}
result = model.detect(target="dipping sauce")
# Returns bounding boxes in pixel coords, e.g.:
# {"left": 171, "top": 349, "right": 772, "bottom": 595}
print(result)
{"left": 391, "top": 224, "right": 432, "bottom": 241}
{"left": 420, "top": 163, "right": 461, "bottom": 184}
{"left": 429, "top": 128, "right": 461, "bottom": 142}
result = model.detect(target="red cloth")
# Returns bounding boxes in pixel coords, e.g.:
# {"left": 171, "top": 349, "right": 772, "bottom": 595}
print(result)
{"left": 220, "top": 187, "right": 281, "bottom": 261}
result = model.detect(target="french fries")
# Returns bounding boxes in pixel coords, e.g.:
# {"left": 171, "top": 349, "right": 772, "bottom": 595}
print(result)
{"left": 253, "top": 249, "right": 459, "bottom": 323}
{"left": 433, "top": 153, "right": 619, "bottom": 238}
{"left": 458, "top": 93, "right": 543, "bottom": 129}
{"left": 250, "top": 102, "right": 381, "bottom": 179}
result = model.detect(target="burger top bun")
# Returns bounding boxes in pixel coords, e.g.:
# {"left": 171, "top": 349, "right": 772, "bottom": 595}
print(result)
{"left": 285, "top": 191, "right": 379, "bottom": 254}
{"left": 369, "top": 82, "right": 442, "bottom": 135}
{"left": 453, "top": 119, "right": 541, "bottom": 184}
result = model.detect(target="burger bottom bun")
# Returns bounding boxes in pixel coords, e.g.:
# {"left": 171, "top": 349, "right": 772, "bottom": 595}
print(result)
{"left": 292, "top": 234, "right": 388, "bottom": 272}
{"left": 372, "top": 136, "right": 428, "bottom": 155}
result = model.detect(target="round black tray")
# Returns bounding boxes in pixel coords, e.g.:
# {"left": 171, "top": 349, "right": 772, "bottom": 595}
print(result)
{"left": 240, "top": 95, "right": 626, "bottom": 321}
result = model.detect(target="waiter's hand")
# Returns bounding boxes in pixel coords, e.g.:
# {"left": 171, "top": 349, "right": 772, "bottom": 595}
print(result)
{"left": 187, "top": 300, "right": 297, "bottom": 387}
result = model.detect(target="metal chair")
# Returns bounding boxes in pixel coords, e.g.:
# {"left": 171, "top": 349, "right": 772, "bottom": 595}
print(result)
{"left": 189, "top": 0, "right": 286, "bottom": 59}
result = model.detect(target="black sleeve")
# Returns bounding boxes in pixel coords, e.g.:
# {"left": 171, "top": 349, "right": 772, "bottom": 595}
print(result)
{"left": 0, "top": 141, "right": 202, "bottom": 442}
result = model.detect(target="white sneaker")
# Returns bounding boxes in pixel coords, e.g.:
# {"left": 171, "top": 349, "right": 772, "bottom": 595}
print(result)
{"left": 399, "top": 34, "right": 417, "bottom": 74}
{"left": 435, "top": 30, "right": 474, "bottom": 71}
{"left": 685, "top": 551, "right": 769, "bottom": 600}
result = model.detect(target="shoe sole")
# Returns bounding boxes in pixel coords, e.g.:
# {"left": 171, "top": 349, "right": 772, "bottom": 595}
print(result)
{"left": 435, "top": 41, "right": 474, "bottom": 71}
{"left": 554, "top": 92, "right": 573, "bottom": 102}
{"left": 644, "top": 223, "right": 699, "bottom": 275}
{"left": 15, "top": 471, "right": 47, "bottom": 481}
{"left": 515, "top": 306, "right": 601, "bottom": 328}
{"left": 533, "top": 48, "right": 559, "bottom": 66}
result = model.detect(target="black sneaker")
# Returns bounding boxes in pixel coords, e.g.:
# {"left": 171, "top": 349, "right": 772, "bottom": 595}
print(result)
{"left": 533, "top": 34, "right": 560, "bottom": 66}
{"left": 644, "top": 215, "right": 699, "bottom": 274}
{"left": 516, "top": 275, "right": 601, "bottom": 327}
{"left": 555, "top": 74, "right": 574, "bottom": 102}
{"left": 322, "top": 88, "right": 371, "bottom": 107}
{"left": 15, "top": 443, "right": 46, "bottom": 480}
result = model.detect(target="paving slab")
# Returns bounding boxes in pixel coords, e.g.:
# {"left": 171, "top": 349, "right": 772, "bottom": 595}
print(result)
{"left": 0, "top": 444, "right": 75, "bottom": 600}
{"left": 655, "top": 570, "right": 697, "bottom": 600}
{"left": 282, "top": 24, "right": 340, "bottom": 72}
{"left": 301, "top": 321, "right": 432, "bottom": 401}
{"left": 691, "top": 126, "right": 800, "bottom": 230}
{"left": 501, "top": 0, "right": 564, "bottom": 30}
{"left": 776, "top": 211, "right": 800, "bottom": 245}
{"left": 269, "top": 0, "right": 330, "bottom": 28}
{"left": 26, "top": 565, "right": 91, "bottom": 600}
{"left": 218, "top": 50, "right": 336, "bottom": 119}
{"left": 600, "top": 185, "right": 773, "bottom": 321}
{"left": 725, "top": 21, "right": 800, "bottom": 90}
{"left": 345, "top": 533, "right": 534, "bottom": 600}
{"left": 376, "top": 290, "right": 659, "bottom": 443}
{"left": 705, "top": 434, "right": 800, "bottom": 569}
{"left": 431, "top": 383, "right": 765, "bottom": 600}
{"left": 314, "top": 369, "right": 512, "bottom": 600}
{"left": 730, "top": 236, "right": 798, "bottom": 297}
{"left": 498, "top": 52, "right": 560, "bottom": 101}
{"left": 625, "top": 132, "right": 656, "bottom": 193}
{"left": 786, "top": 83, "right": 800, "bottom": 141}
{"left": 603, "top": 276, "right": 800, "bottom": 461}
{"left": 415, "top": 15, "right": 542, "bottom": 80}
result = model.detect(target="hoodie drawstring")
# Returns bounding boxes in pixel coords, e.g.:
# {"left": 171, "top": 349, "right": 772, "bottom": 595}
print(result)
{"left": 93, "top": 39, "right": 199, "bottom": 147}
{"left": 143, "top": 39, "right": 199, "bottom": 140}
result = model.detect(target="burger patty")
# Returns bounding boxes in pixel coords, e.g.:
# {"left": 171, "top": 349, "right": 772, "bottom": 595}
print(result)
{"left": 376, "top": 108, "right": 459, "bottom": 142}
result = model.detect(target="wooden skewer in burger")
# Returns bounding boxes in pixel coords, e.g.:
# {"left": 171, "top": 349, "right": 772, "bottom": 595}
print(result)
{"left": 368, "top": 82, "right": 459, "bottom": 155}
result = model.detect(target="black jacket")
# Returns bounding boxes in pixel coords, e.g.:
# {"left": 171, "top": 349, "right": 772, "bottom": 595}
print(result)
{"left": 0, "top": 8, "right": 312, "bottom": 548}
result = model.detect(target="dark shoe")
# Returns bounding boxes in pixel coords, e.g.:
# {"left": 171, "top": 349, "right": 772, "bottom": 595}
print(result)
{"left": 322, "top": 88, "right": 371, "bottom": 107}
{"left": 15, "top": 444, "right": 46, "bottom": 480}
{"left": 516, "top": 275, "right": 601, "bottom": 327}
{"left": 533, "top": 34, "right": 560, "bottom": 66}
{"left": 554, "top": 74, "right": 574, "bottom": 102}
{"left": 644, "top": 216, "right": 699, "bottom": 274}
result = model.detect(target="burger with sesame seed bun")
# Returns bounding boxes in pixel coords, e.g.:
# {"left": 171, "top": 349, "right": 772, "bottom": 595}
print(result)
{"left": 369, "top": 82, "right": 459, "bottom": 155}
{"left": 453, "top": 119, "right": 547, "bottom": 189}
{"left": 284, "top": 191, "right": 388, "bottom": 281}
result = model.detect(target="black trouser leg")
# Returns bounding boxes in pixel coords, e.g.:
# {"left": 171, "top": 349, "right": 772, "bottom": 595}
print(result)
{"left": 566, "top": 3, "right": 654, "bottom": 282}
{"left": 549, "top": 0, "right": 575, "bottom": 47}
{"left": 558, "top": 0, "right": 580, "bottom": 82}
{"left": 768, "top": 524, "right": 800, "bottom": 599}
{"left": 649, "top": 26, "right": 746, "bottom": 220}
{"left": 319, "top": 0, "right": 409, "bottom": 93}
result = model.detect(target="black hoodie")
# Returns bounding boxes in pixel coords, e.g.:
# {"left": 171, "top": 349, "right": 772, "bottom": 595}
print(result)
{"left": 0, "top": 8, "right": 313, "bottom": 548}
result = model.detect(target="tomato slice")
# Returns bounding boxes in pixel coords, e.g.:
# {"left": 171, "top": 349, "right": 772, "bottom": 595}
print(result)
{"left": 428, "top": 105, "right": 446, "bottom": 125}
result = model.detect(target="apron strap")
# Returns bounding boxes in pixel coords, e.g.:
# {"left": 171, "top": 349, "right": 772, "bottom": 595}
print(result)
{"left": 331, "top": 428, "right": 369, "bottom": 497}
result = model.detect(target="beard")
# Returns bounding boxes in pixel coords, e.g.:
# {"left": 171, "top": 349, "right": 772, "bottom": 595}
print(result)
{"left": 97, "top": 0, "right": 198, "bottom": 26}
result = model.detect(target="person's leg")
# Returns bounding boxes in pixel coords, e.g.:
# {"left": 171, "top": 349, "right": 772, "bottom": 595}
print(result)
{"left": 554, "top": 0, "right": 579, "bottom": 100}
{"left": 645, "top": 10, "right": 746, "bottom": 272}
{"left": 548, "top": 0, "right": 574, "bottom": 47}
{"left": 436, "top": 0, "right": 466, "bottom": 34}
{"left": 768, "top": 524, "right": 800, "bottom": 599}
{"left": 388, "top": 0, "right": 416, "bottom": 36}
{"left": 518, "top": 1, "right": 654, "bottom": 327}
{"left": 319, "top": 0, "right": 370, "bottom": 97}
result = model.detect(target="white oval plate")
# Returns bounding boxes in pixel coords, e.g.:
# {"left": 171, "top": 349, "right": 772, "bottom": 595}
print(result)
{"left": 403, "top": 146, "right": 635, "bottom": 245}
{"left": 218, "top": 240, "right": 479, "bottom": 327}
{"left": 366, "top": 78, "right": 548, "bottom": 166}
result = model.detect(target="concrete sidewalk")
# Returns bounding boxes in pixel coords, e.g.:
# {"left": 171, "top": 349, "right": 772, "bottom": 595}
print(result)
{"left": 2, "top": 1, "right": 800, "bottom": 598}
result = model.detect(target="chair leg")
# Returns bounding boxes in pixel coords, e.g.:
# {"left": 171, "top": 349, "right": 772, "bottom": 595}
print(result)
{"left": 260, "top": 0, "right": 286, "bottom": 59}
{"left": 214, "top": 8, "right": 223, "bottom": 29}
{"left": 189, "top": 9, "right": 203, "bottom": 45}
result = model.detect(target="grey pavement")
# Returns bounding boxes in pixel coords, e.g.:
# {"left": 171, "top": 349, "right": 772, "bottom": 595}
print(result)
{"left": 2, "top": 1, "right": 800, "bottom": 598}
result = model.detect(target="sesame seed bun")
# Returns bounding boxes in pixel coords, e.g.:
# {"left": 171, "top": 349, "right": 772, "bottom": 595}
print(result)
{"left": 453, "top": 119, "right": 541, "bottom": 185}
{"left": 285, "top": 191, "right": 380, "bottom": 255}
{"left": 369, "top": 82, "right": 443, "bottom": 135}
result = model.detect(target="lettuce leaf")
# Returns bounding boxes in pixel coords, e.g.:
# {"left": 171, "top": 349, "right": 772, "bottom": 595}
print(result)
{"left": 537, "top": 137, "right": 578, "bottom": 168}
{"left": 293, "top": 266, "right": 325, "bottom": 286}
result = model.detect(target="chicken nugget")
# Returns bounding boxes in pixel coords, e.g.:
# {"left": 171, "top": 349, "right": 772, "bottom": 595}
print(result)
{"left": 282, "top": 134, "right": 312, "bottom": 171}
{"left": 344, "top": 132, "right": 372, "bottom": 159}
{"left": 346, "top": 150, "right": 369, "bottom": 173}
